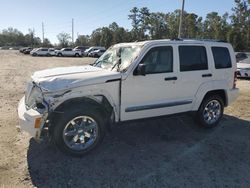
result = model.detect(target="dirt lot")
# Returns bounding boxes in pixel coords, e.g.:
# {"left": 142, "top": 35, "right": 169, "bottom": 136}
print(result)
{"left": 0, "top": 50, "right": 250, "bottom": 188}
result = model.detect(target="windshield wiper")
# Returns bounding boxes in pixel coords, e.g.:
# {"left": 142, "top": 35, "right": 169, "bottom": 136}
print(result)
{"left": 111, "top": 58, "right": 121, "bottom": 71}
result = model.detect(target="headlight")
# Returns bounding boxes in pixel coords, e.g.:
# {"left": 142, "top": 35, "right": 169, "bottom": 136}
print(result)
{"left": 25, "top": 83, "right": 43, "bottom": 109}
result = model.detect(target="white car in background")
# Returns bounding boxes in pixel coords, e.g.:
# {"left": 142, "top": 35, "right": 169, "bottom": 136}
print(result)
{"left": 83, "top": 46, "right": 106, "bottom": 57}
{"left": 55, "top": 48, "right": 82, "bottom": 57}
{"left": 88, "top": 49, "right": 106, "bottom": 58}
{"left": 237, "top": 52, "right": 250, "bottom": 78}
{"left": 48, "top": 48, "right": 56, "bottom": 56}
{"left": 30, "top": 48, "right": 51, "bottom": 56}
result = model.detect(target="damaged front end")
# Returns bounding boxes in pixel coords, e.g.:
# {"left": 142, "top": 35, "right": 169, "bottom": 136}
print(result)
{"left": 18, "top": 81, "right": 50, "bottom": 142}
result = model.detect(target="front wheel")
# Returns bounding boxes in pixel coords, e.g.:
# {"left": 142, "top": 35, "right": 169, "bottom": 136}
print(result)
{"left": 197, "top": 95, "right": 224, "bottom": 128}
{"left": 53, "top": 106, "right": 106, "bottom": 157}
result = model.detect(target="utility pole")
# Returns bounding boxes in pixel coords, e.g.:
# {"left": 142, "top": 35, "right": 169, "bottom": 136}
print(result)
{"left": 178, "top": 0, "right": 185, "bottom": 38}
{"left": 72, "top": 18, "right": 74, "bottom": 44}
{"left": 42, "top": 22, "right": 44, "bottom": 44}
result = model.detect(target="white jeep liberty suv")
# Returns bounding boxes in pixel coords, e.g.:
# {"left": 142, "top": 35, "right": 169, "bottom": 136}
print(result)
{"left": 18, "top": 39, "right": 239, "bottom": 156}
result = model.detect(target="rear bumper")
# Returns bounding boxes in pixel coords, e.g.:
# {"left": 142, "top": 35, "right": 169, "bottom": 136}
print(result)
{"left": 18, "top": 97, "right": 43, "bottom": 141}
{"left": 227, "top": 88, "right": 239, "bottom": 106}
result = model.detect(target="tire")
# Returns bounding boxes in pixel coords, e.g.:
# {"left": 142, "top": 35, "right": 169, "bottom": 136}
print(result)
{"left": 33, "top": 53, "right": 37, "bottom": 56}
{"left": 197, "top": 95, "right": 224, "bottom": 128}
{"left": 53, "top": 106, "right": 106, "bottom": 157}
{"left": 75, "top": 53, "right": 79, "bottom": 57}
{"left": 58, "top": 53, "right": 62, "bottom": 57}
{"left": 46, "top": 53, "right": 51, "bottom": 57}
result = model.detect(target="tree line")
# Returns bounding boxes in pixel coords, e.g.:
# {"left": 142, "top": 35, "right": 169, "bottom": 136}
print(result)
{"left": 0, "top": 0, "right": 249, "bottom": 51}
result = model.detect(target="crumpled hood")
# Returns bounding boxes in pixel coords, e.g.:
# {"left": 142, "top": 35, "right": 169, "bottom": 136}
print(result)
{"left": 31, "top": 65, "right": 121, "bottom": 92}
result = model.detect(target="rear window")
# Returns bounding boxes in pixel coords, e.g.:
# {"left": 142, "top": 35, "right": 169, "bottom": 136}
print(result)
{"left": 212, "top": 47, "right": 232, "bottom": 69}
{"left": 179, "top": 46, "right": 208, "bottom": 72}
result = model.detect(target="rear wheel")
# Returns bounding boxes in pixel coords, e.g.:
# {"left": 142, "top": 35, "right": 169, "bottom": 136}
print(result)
{"left": 197, "top": 95, "right": 224, "bottom": 128}
{"left": 33, "top": 53, "right": 37, "bottom": 56}
{"left": 53, "top": 106, "right": 106, "bottom": 157}
{"left": 75, "top": 53, "right": 80, "bottom": 57}
{"left": 58, "top": 53, "right": 62, "bottom": 57}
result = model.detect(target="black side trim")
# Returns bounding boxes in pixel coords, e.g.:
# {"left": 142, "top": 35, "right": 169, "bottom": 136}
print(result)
{"left": 125, "top": 100, "right": 192, "bottom": 112}
{"left": 106, "top": 78, "right": 121, "bottom": 83}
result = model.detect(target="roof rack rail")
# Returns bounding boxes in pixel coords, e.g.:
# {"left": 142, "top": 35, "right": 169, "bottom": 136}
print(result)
{"left": 182, "top": 38, "right": 227, "bottom": 43}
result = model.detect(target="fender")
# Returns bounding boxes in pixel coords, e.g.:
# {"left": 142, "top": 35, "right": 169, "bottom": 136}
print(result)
{"left": 192, "top": 80, "right": 229, "bottom": 111}
{"left": 46, "top": 82, "right": 120, "bottom": 122}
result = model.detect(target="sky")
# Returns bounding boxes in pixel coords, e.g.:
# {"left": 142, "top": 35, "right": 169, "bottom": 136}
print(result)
{"left": 0, "top": 0, "right": 236, "bottom": 44}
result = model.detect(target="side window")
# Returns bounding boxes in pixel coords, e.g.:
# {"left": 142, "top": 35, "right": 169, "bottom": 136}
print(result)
{"left": 179, "top": 46, "right": 208, "bottom": 72}
{"left": 140, "top": 46, "right": 173, "bottom": 74}
{"left": 212, "top": 47, "right": 232, "bottom": 69}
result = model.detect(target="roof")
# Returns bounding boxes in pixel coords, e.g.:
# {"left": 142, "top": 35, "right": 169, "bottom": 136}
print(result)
{"left": 114, "top": 39, "right": 229, "bottom": 48}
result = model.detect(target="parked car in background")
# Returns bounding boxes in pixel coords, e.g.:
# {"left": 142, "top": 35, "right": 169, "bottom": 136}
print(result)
{"left": 88, "top": 49, "right": 106, "bottom": 58}
{"left": 237, "top": 52, "right": 250, "bottom": 78}
{"left": 1, "top": 46, "right": 10, "bottom": 50}
{"left": 48, "top": 48, "right": 56, "bottom": 56}
{"left": 19, "top": 47, "right": 31, "bottom": 53}
{"left": 83, "top": 46, "right": 106, "bottom": 57}
{"left": 23, "top": 47, "right": 33, "bottom": 54}
{"left": 55, "top": 48, "right": 82, "bottom": 57}
{"left": 73, "top": 46, "right": 89, "bottom": 53}
{"left": 30, "top": 48, "right": 52, "bottom": 56}
{"left": 236, "top": 52, "right": 248, "bottom": 62}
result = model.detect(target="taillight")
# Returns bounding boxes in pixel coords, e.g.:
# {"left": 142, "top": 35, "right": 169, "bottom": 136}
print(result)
{"left": 233, "top": 71, "right": 237, "bottom": 88}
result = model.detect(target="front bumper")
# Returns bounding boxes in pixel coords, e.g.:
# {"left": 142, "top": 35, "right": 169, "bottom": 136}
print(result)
{"left": 18, "top": 96, "right": 43, "bottom": 141}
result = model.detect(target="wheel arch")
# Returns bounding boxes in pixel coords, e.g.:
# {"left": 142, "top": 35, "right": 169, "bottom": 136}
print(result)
{"left": 48, "top": 95, "right": 115, "bottom": 133}
{"left": 192, "top": 81, "right": 229, "bottom": 111}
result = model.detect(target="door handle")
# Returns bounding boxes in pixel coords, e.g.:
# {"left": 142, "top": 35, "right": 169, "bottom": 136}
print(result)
{"left": 202, "top": 74, "right": 212, "bottom": 78}
{"left": 165, "top": 77, "right": 177, "bottom": 81}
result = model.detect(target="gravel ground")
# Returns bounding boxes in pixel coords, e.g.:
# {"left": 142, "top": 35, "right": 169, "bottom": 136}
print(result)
{"left": 0, "top": 50, "right": 250, "bottom": 188}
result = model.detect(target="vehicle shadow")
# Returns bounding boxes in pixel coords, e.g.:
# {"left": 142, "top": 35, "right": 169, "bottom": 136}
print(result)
{"left": 27, "top": 114, "right": 250, "bottom": 188}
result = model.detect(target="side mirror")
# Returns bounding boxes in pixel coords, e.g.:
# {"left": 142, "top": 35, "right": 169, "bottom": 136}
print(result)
{"left": 134, "top": 64, "right": 146, "bottom": 76}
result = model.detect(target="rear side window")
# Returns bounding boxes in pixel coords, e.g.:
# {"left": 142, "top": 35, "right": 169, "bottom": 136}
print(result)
{"left": 179, "top": 46, "right": 208, "bottom": 72}
{"left": 212, "top": 47, "right": 232, "bottom": 69}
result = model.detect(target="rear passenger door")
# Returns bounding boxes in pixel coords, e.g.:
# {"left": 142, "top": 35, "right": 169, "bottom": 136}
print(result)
{"left": 177, "top": 45, "right": 213, "bottom": 105}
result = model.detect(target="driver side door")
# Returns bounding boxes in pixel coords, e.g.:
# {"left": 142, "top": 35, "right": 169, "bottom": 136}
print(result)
{"left": 120, "top": 45, "right": 192, "bottom": 121}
